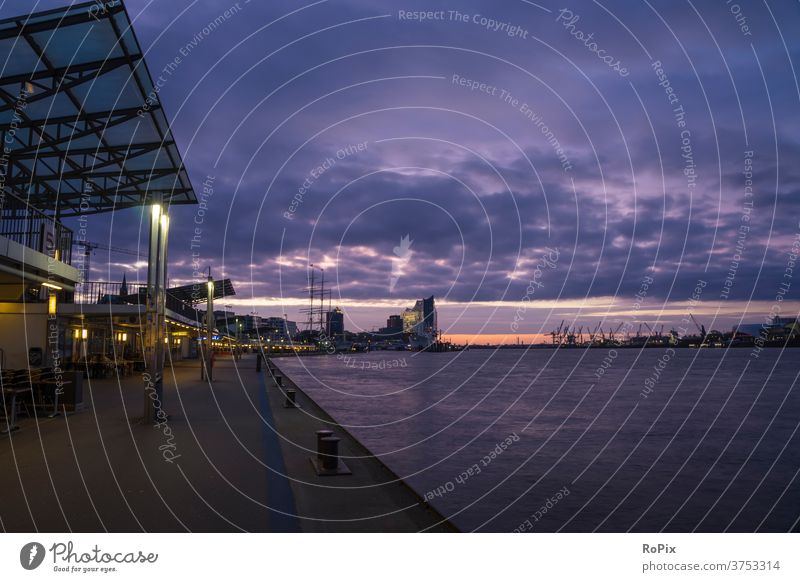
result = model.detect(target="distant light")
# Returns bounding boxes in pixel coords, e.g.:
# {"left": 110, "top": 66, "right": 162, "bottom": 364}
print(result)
{"left": 122, "top": 333, "right": 128, "bottom": 342}
{"left": 81, "top": 329, "right": 88, "bottom": 340}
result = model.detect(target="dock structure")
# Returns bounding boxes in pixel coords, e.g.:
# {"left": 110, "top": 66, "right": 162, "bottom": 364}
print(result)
{"left": 545, "top": 318, "right": 800, "bottom": 349}
{"left": 266, "top": 356, "right": 455, "bottom": 532}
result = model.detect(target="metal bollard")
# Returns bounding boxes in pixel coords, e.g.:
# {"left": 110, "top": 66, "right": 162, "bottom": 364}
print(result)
{"left": 319, "top": 436, "right": 341, "bottom": 471}
{"left": 274, "top": 375, "right": 283, "bottom": 387}
{"left": 284, "top": 388, "right": 297, "bottom": 408}
{"left": 256, "top": 351, "right": 262, "bottom": 371}
{"left": 315, "top": 429, "right": 334, "bottom": 459}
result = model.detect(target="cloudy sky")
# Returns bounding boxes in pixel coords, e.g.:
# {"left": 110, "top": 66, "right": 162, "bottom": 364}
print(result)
{"left": 4, "top": 0, "right": 799, "bottom": 340}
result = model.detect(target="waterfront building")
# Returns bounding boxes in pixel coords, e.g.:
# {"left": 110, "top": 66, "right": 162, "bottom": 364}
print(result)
{"left": 0, "top": 3, "right": 213, "bottom": 414}
{"left": 735, "top": 316, "right": 800, "bottom": 343}
{"left": 262, "top": 316, "right": 299, "bottom": 341}
{"left": 235, "top": 314, "right": 265, "bottom": 338}
{"left": 377, "top": 314, "right": 405, "bottom": 340}
{"left": 326, "top": 307, "right": 345, "bottom": 337}
{"left": 400, "top": 296, "right": 438, "bottom": 348}
{"left": 387, "top": 315, "right": 403, "bottom": 333}
{"left": 422, "top": 295, "right": 438, "bottom": 335}
{"left": 402, "top": 304, "right": 423, "bottom": 334}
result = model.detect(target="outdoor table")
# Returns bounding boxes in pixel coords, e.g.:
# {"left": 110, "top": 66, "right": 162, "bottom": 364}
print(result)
{"left": 116, "top": 360, "right": 134, "bottom": 376}
{"left": 1, "top": 387, "right": 27, "bottom": 434}
{"left": 38, "top": 378, "right": 71, "bottom": 417}
{"left": 88, "top": 359, "right": 113, "bottom": 378}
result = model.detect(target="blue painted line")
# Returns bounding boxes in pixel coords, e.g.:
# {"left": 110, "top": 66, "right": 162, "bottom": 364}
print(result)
{"left": 257, "top": 370, "right": 301, "bottom": 532}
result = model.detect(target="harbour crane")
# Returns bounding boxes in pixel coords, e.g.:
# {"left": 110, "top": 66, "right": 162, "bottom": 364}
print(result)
{"left": 690, "top": 313, "right": 706, "bottom": 339}
{"left": 642, "top": 322, "right": 657, "bottom": 344}
{"left": 75, "top": 241, "right": 142, "bottom": 282}
{"left": 551, "top": 320, "right": 565, "bottom": 345}
{"left": 590, "top": 322, "right": 602, "bottom": 344}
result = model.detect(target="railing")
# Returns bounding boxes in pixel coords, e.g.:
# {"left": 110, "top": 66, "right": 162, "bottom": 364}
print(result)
{"left": 73, "top": 281, "right": 203, "bottom": 324}
{"left": 0, "top": 190, "right": 73, "bottom": 264}
{"left": 73, "top": 281, "right": 144, "bottom": 306}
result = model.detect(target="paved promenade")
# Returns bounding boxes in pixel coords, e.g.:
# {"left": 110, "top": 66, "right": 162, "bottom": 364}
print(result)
{"left": 266, "top": 357, "right": 454, "bottom": 532}
{"left": 0, "top": 354, "right": 452, "bottom": 532}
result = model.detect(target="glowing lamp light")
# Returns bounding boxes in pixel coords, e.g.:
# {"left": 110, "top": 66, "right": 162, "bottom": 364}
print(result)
{"left": 81, "top": 329, "right": 88, "bottom": 340}
{"left": 48, "top": 294, "right": 57, "bottom": 316}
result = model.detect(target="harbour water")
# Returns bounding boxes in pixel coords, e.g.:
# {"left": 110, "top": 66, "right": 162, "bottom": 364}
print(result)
{"left": 278, "top": 348, "right": 800, "bottom": 532}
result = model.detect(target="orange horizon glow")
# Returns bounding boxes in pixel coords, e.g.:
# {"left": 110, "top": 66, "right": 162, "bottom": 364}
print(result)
{"left": 443, "top": 333, "right": 553, "bottom": 346}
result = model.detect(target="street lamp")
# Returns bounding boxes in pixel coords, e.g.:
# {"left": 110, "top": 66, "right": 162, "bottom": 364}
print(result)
{"left": 203, "top": 270, "right": 214, "bottom": 380}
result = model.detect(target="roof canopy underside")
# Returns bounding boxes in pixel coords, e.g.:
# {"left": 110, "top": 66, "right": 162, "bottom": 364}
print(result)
{"left": 0, "top": 1, "right": 196, "bottom": 216}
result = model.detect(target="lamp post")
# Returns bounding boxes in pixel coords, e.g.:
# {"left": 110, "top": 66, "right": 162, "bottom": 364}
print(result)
{"left": 143, "top": 196, "right": 169, "bottom": 422}
{"left": 202, "top": 270, "right": 214, "bottom": 381}
{"left": 236, "top": 319, "right": 243, "bottom": 360}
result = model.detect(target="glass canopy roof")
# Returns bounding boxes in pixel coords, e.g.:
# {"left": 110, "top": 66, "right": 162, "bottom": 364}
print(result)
{"left": 0, "top": 1, "right": 196, "bottom": 216}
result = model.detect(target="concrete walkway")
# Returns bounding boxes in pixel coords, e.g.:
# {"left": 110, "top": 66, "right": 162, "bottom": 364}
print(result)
{"left": 266, "top": 357, "right": 454, "bottom": 532}
{"left": 0, "top": 354, "right": 453, "bottom": 532}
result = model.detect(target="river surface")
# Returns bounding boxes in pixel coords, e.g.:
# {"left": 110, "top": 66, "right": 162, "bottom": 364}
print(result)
{"left": 277, "top": 348, "right": 800, "bottom": 532}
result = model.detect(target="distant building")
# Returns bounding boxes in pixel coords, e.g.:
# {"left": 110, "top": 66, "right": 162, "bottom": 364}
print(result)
{"left": 422, "top": 295, "right": 437, "bottom": 335}
{"left": 239, "top": 314, "right": 262, "bottom": 334}
{"left": 402, "top": 296, "right": 437, "bottom": 334}
{"left": 213, "top": 311, "right": 236, "bottom": 335}
{"left": 402, "top": 304, "right": 423, "bottom": 334}
{"left": 401, "top": 296, "right": 438, "bottom": 348}
{"left": 376, "top": 314, "right": 404, "bottom": 339}
{"left": 326, "top": 307, "right": 344, "bottom": 337}
{"left": 386, "top": 314, "right": 403, "bottom": 333}
{"left": 261, "top": 316, "right": 299, "bottom": 341}
{"left": 734, "top": 316, "right": 800, "bottom": 343}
